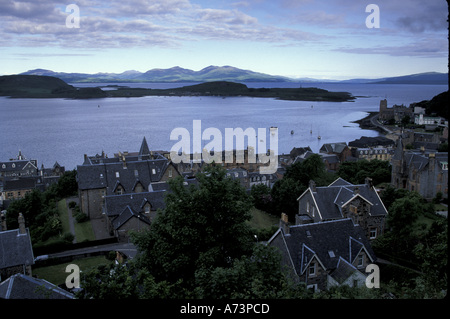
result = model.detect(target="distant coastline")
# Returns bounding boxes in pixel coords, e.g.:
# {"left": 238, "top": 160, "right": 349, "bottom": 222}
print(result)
{"left": 0, "top": 75, "right": 355, "bottom": 102}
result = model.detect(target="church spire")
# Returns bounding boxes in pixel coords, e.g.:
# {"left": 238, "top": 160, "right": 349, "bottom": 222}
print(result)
{"left": 139, "top": 137, "right": 150, "bottom": 158}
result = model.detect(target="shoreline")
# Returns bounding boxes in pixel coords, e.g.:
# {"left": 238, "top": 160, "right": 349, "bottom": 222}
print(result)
{"left": 353, "top": 111, "right": 387, "bottom": 134}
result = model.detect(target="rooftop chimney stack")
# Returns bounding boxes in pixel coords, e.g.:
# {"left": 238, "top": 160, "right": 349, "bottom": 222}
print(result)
{"left": 309, "top": 180, "right": 317, "bottom": 192}
{"left": 1, "top": 212, "right": 6, "bottom": 232}
{"left": 18, "top": 213, "right": 26, "bottom": 234}
{"left": 280, "top": 213, "right": 290, "bottom": 235}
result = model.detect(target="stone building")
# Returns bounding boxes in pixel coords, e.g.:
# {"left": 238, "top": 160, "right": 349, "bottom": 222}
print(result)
{"left": 77, "top": 137, "right": 180, "bottom": 222}
{"left": 378, "top": 99, "right": 414, "bottom": 123}
{"left": 268, "top": 218, "right": 376, "bottom": 292}
{"left": 296, "top": 177, "right": 388, "bottom": 241}
{"left": 390, "top": 137, "right": 448, "bottom": 200}
{"left": 0, "top": 213, "right": 34, "bottom": 282}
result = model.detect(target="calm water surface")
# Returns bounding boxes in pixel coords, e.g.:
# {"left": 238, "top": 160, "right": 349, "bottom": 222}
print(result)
{"left": 0, "top": 83, "right": 446, "bottom": 170}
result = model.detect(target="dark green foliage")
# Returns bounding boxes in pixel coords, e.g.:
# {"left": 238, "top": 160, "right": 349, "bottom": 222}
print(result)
{"left": 4, "top": 170, "right": 78, "bottom": 245}
{"left": 269, "top": 154, "right": 334, "bottom": 221}
{"left": 131, "top": 165, "right": 254, "bottom": 285}
{"left": 250, "top": 183, "right": 272, "bottom": 211}
{"left": 194, "top": 245, "right": 304, "bottom": 299}
{"left": 414, "top": 90, "right": 448, "bottom": 119}
{"left": 337, "top": 159, "right": 391, "bottom": 185}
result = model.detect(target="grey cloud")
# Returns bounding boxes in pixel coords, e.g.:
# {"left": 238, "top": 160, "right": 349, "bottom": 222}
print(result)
{"left": 335, "top": 37, "right": 447, "bottom": 58}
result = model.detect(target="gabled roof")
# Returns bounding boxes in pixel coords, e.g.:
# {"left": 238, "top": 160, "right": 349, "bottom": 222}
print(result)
{"left": 77, "top": 151, "right": 173, "bottom": 193}
{"left": 112, "top": 205, "right": 151, "bottom": 230}
{"left": 320, "top": 142, "right": 348, "bottom": 154}
{"left": 268, "top": 219, "right": 376, "bottom": 275}
{"left": 0, "top": 228, "right": 34, "bottom": 269}
{"left": 0, "top": 273, "right": 74, "bottom": 299}
{"left": 139, "top": 136, "right": 151, "bottom": 157}
{"left": 329, "top": 257, "right": 361, "bottom": 284}
{"left": 104, "top": 190, "right": 167, "bottom": 217}
{"left": 298, "top": 178, "right": 387, "bottom": 220}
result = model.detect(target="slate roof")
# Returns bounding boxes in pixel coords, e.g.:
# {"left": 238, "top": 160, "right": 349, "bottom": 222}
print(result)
{"left": 348, "top": 136, "right": 395, "bottom": 148}
{"left": 319, "top": 142, "right": 348, "bottom": 154}
{"left": 269, "top": 219, "right": 375, "bottom": 276}
{"left": 298, "top": 178, "right": 388, "bottom": 220}
{"left": 0, "top": 273, "right": 74, "bottom": 299}
{"left": 104, "top": 190, "right": 167, "bottom": 218}
{"left": 0, "top": 228, "right": 34, "bottom": 270}
{"left": 77, "top": 151, "right": 174, "bottom": 194}
{"left": 111, "top": 205, "right": 151, "bottom": 231}
{"left": 0, "top": 160, "right": 38, "bottom": 174}
{"left": 329, "top": 257, "right": 362, "bottom": 284}
{"left": 2, "top": 178, "right": 37, "bottom": 191}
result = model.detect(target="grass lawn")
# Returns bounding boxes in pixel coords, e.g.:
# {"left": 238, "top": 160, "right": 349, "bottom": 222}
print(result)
{"left": 247, "top": 207, "right": 279, "bottom": 229}
{"left": 57, "top": 198, "right": 95, "bottom": 242}
{"left": 74, "top": 221, "right": 96, "bottom": 242}
{"left": 33, "top": 256, "right": 112, "bottom": 286}
{"left": 58, "top": 199, "right": 71, "bottom": 234}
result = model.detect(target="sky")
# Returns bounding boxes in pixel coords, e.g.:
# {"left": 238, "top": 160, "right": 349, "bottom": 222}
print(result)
{"left": 0, "top": 0, "right": 448, "bottom": 80}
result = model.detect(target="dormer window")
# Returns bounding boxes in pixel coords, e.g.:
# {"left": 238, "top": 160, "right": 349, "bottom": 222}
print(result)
{"left": 357, "top": 254, "right": 364, "bottom": 268}
{"left": 308, "top": 262, "right": 316, "bottom": 277}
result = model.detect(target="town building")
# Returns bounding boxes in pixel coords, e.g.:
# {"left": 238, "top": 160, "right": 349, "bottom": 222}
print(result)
{"left": 378, "top": 99, "right": 414, "bottom": 123}
{"left": 390, "top": 137, "right": 448, "bottom": 199}
{"left": 268, "top": 217, "right": 377, "bottom": 292}
{"left": 0, "top": 213, "right": 34, "bottom": 282}
{"left": 319, "top": 142, "right": 352, "bottom": 163}
{"left": 0, "top": 152, "right": 65, "bottom": 207}
{"left": 296, "top": 177, "right": 388, "bottom": 241}
{"left": 76, "top": 137, "right": 181, "bottom": 240}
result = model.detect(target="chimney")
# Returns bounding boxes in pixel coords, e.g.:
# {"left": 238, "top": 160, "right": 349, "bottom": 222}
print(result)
{"left": 280, "top": 213, "right": 290, "bottom": 235}
{"left": 309, "top": 180, "right": 316, "bottom": 192}
{"left": 18, "top": 213, "right": 26, "bottom": 234}
{"left": 1, "top": 212, "right": 6, "bottom": 231}
{"left": 365, "top": 177, "right": 373, "bottom": 188}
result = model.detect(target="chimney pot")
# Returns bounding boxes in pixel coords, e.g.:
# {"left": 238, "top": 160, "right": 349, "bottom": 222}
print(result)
{"left": 18, "top": 213, "right": 26, "bottom": 234}
{"left": 280, "top": 213, "right": 290, "bottom": 234}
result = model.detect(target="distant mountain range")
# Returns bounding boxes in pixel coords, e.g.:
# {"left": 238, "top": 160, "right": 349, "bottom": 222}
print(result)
{"left": 19, "top": 66, "right": 448, "bottom": 84}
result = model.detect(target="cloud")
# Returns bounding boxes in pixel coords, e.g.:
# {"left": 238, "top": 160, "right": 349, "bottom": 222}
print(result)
{"left": 335, "top": 37, "right": 448, "bottom": 58}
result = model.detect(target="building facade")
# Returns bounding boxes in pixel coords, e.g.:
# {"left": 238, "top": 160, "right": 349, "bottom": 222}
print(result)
{"left": 391, "top": 137, "right": 448, "bottom": 199}
{"left": 296, "top": 177, "right": 388, "bottom": 241}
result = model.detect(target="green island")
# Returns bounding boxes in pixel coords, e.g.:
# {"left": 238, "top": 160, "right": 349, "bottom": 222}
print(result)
{"left": 0, "top": 75, "right": 355, "bottom": 102}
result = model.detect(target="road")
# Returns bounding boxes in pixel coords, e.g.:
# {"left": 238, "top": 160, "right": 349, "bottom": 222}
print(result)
{"left": 46, "top": 242, "right": 138, "bottom": 260}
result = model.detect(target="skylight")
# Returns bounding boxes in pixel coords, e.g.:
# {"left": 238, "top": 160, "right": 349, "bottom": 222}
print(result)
{"left": 328, "top": 250, "right": 335, "bottom": 258}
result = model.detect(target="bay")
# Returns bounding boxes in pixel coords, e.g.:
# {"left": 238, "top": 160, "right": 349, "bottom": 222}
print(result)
{"left": 0, "top": 83, "right": 446, "bottom": 170}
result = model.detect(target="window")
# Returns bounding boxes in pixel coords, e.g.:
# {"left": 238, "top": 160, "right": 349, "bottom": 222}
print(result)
{"left": 115, "top": 172, "right": 120, "bottom": 178}
{"left": 309, "top": 262, "right": 316, "bottom": 277}
{"left": 370, "top": 228, "right": 377, "bottom": 239}
{"left": 357, "top": 254, "right": 364, "bottom": 268}
{"left": 307, "top": 284, "right": 318, "bottom": 292}
{"left": 152, "top": 168, "right": 156, "bottom": 175}
{"left": 169, "top": 169, "right": 172, "bottom": 177}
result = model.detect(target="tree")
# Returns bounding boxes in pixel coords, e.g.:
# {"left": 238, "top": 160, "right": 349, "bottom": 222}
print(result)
{"left": 387, "top": 191, "right": 423, "bottom": 238}
{"left": 270, "top": 177, "right": 304, "bottom": 221}
{"left": 131, "top": 165, "right": 254, "bottom": 287}
{"left": 194, "top": 244, "right": 309, "bottom": 299}
{"left": 250, "top": 183, "right": 272, "bottom": 212}
{"left": 270, "top": 154, "right": 333, "bottom": 221}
